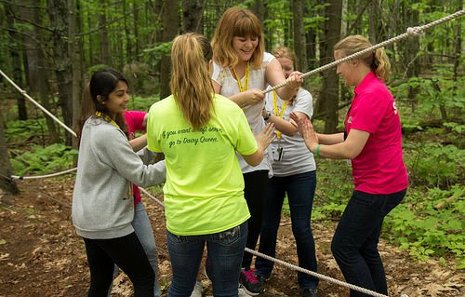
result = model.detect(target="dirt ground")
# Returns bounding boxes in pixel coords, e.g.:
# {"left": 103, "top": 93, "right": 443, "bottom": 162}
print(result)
{"left": 0, "top": 177, "right": 464, "bottom": 297}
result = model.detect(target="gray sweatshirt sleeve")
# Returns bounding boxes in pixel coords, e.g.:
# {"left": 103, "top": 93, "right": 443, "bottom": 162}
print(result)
{"left": 94, "top": 126, "right": 166, "bottom": 187}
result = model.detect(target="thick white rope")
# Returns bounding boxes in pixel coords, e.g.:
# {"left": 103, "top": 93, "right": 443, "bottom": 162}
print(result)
{"left": 0, "top": 69, "right": 77, "bottom": 137}
{"left": 139, "top": 186, "right": 165, "bottom": 207}
{"left": 0, "top": 12, "right": 461, "bottom": 295}
{"left": 2, "top": 10, "right": 464, "bottom": 181}
{"left": 245, "top": 247, "right": 390, "bottom": 297}
{"left": 137, "top": 187, "right": 406, "bottom": 297}
{"left": 11, "top": 167, "right": 77, "bottom": 180}
{"left": 265, "top": 9, "right": 465, "bottom": 94}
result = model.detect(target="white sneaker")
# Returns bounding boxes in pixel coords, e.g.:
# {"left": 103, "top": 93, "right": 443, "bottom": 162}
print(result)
{"left": 238, "top": 284, "right": 252, "bottom": 297}
{"left": 189, "top": 281, "right": 203, "bottom": 297}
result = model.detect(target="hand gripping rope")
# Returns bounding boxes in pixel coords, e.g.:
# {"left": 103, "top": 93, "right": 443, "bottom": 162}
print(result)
{"left": 264, "top": 9, "right": 465, "bottom": 95}
{"left": 1, "top": 10, "right": 464, "bottom": 297}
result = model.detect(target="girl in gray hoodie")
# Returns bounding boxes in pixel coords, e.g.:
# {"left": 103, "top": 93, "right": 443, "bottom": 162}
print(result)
{"left": 72, "top": 68, "right": 165, "bottom": 297}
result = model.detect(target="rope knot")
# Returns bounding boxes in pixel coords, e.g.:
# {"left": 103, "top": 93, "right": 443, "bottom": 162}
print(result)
{"left": 407, "top": 26, "right": 423, "bottom": 37}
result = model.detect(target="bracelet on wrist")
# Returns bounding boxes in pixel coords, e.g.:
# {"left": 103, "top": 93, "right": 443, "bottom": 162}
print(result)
{"left": 315, "top": 144, "right": 321, "bottom": 158}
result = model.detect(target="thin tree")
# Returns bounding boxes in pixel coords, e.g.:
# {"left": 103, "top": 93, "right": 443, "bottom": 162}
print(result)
{"left": 4, "top": 2, "right": 27, "bottom": 121}
{"left": 316, "top": 0, "right": 343, "bottom": 133}
{"left": 293, "top": 0, "right": 308, "bottom": 73}
{"left": 159, "top": 0, "right": 180, "bottom": 99}
{"left": 182, "top": 0, "right": 204, "bottom": 33}
{"left": 48, "top": 0, "right": 74, "bottom": 145}
{"left": 20, "top": 0, "right": 59, "bottom": 143}
{"left": 0, "top": 112, "right": 19, "bottom": 195}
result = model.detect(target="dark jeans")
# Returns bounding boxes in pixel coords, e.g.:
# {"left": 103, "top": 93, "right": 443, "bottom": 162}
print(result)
{"left": 256, "top": 171, "right": 318, "bottom": 290}
{"left": 167, "top": 221, "right": 248, "bottom": 297}
{"left": 83, "top": 232, "right": 154, "bottom": 297}
{"left": 331, "top": 189, "right": 406, "bottom": 297}
{"left": 242, "top": 170, "right": 269, "bottom": 269}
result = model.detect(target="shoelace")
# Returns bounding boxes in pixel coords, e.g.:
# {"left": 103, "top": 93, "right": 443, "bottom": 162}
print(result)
{"left": 243, "top": 270, "right": 259, "bottom": 284}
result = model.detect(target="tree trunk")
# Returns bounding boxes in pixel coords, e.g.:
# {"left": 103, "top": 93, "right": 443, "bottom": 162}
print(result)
{"left": 251, "top": 0, "right": 265, "bottom": 23}
{"left": 182, "top": 0, "right": 204, "bottom": 33}
{"left": 317, "top": 0, "right": 343, "bottom": 133}
{"left": 159, "top": 0, "right": 179, "bottom": 100}
{"left": 99, "top": 0, "right": 110, "bottom": 65}
{"left": 0, "top": 112, "right": 19, "bottom": 195}
{"left": 133, "top": 0, "right": 140, "bottom": 59}
{"left": 292, "top": 0, "right": 307, "bottom": 73}
{"left": 5, "top": 3, "right": 27, "bottom": 121}
{"left": 401, "top": 2, "right": 420, "bottom": 112}
{"left": 48, "top": 0, "right": 74, "bottom": 145}
{"left": 452, "top": 0, "right": 463, "bottom": 83}
{"left": 20, "top": 0, "right": 59, "bottom": 143}
{"left": 368, "top": 0, "right": 383, "bottom": 43}
{"left": 69, "top": 0, "right": 83, "bottom": 148}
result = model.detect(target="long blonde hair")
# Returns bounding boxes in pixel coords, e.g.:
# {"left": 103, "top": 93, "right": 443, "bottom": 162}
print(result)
{"left": 170, "top": 33, "right": 214, "bottom": 130}
{"left": 334, "top": 35, "right": 391, "bottom": 82}
{"left": 211, "top": 7, "right": 264, "bottom": 69}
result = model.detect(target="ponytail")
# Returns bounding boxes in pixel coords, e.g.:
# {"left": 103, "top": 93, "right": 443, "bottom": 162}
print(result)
{"left": 373, "top": 48, "right": 390, "bottom": 82}
{"left": 170, "top": 33, "right": 214, "bottom": 130}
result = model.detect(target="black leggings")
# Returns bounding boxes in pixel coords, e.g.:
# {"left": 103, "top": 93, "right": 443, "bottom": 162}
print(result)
{"left": 242, "top": 170, "right": 269, "bottom": 268}
{"left": 83, "top": 232, "right": 154, "bottom": 297}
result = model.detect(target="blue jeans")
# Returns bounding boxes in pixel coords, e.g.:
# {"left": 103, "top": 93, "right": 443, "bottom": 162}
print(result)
{"left": 167, "top": 221, "right": 248, "bottom": 297}
{"left": 256, "top": 171, "right": 318, "bottom": 290}
{"left": 331, "top": 189, "right": 406, "bottom": 297}
{"left": 110, "top": 202, "right": 161, "bottom": 297}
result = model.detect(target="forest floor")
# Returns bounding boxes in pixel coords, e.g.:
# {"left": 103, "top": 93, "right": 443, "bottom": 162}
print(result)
{"left": 0, "top": 177, "right": 464, "bottom": 297}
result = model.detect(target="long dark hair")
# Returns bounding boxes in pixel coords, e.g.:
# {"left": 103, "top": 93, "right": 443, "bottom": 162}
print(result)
{"left": 77, "top": 68, "right": 128, "bottom": 141}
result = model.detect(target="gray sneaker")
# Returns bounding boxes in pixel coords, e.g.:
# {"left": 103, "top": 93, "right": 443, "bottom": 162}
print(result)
{"left": 238, "top": 285, "right": 252, "bottom": 297}
{"left": 189, "top": 281, "right": 203, "bottom": 297}
{"left": 300, "top": 288, "right": 318, "bottom": 297}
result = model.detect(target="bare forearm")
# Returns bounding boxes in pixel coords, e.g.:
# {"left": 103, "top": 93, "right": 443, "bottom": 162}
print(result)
{"left": 317, "top": 133, "right": 344, "bottom": 145}
{"left": 310, "top": 143, "right": 354, "bottom": 159}
{"left": 129, "top": 134, "right": 147, "bottom": 152}
{"left": 267, "top": 114, "right": 297, "bottom": 136}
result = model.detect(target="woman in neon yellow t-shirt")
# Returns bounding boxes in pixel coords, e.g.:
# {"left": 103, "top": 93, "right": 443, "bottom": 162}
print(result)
{"left": 146, "top": 33, "right": 274, "bottom": 297}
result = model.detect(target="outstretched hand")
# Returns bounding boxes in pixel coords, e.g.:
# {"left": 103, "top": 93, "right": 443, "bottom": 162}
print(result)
{"left": 290, "top": 112, "right": 318, "bottom": 152}
{"left": 256, "top": 122, "right": 275, "bottom": 151}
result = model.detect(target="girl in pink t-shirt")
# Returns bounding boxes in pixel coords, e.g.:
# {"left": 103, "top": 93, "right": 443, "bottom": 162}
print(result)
{"left": 294, "top": 35, "right": 408, "bottom": 297}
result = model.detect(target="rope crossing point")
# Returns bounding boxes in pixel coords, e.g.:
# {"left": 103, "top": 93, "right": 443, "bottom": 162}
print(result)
{"left": 2, "top": 11, "right": 464, "bottom": 296}
{"left": 264, "top": 9, "right": 465, "bottom": 94}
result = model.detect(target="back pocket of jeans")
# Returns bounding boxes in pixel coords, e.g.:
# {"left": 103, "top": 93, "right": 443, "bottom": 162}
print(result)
{"left": 215, "top": 225, "right": 241, "bottom": 246}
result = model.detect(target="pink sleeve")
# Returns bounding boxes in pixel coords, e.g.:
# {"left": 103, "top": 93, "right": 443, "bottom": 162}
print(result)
{"left": 124, "top": 111, "right": 147, "bottom": 133}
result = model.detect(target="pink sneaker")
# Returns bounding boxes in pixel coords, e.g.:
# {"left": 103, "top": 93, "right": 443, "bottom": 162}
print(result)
{"left": 239, "top": 268, "right": 264, "bottom": 296}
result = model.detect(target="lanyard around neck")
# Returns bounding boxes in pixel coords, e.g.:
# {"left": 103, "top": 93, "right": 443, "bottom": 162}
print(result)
{"left": 231, "top": 63, "right": 250, "bottom": 92}
{"left": 272, "top": 91, "right": 288, "bottom": 140}
{"left": 95, "top": 111, "right": 119, "bottom": 128}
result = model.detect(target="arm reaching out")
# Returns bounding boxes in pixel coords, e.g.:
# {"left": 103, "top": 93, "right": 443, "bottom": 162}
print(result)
{"left": 242, "top": 123, "right": 275, "bottom": 166}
